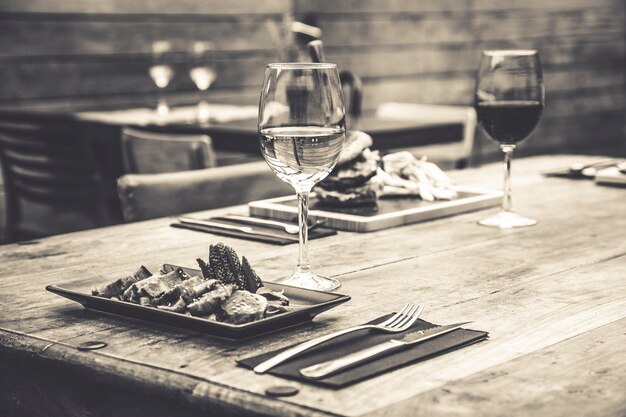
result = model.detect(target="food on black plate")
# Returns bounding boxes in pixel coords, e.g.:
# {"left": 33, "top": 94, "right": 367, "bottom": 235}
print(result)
{"left": 221, "top": 290, "right": 268, "bottom": 324}
{"left": 187, "top": 281, "right": 236, "bottom": 316}
{"left": 91, "top": 266, "right": 151, "bottom": 298}
{"left": 152, "top": 275, "right": 207, "bottom": 307}
{"left": 91, "top": 242, "right": 291, "bottom": 324}
{"left": 122, "top": 268, "right": 190, "bottom": 303}
{"left": 314, "top": 131, "right": 381, "bottom": 207}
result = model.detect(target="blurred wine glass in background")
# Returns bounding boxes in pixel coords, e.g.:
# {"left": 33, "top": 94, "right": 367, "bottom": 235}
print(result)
{"left": 189, "top": 41, "right": 217, "bottom": 124}
{"left": 149, "top": 40, "right": 175, "bottom": 117}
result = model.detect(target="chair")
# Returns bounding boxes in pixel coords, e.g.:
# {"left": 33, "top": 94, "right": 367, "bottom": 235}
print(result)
{"left": 117, "top": 161, "right": 293, "bottom": 222}
{"left": 121, "top": 127, "right": 217, "bottom": 174}
{"left": 375, "top": 103, "right": 477, "bottom": 169}
{"left": 0, "top": 111, "right": 121, "bottom": 242}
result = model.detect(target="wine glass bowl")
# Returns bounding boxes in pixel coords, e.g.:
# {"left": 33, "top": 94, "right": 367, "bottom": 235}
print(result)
{"left": 475, "top": 50, "right": 544, "bottom": 229}
{"left": 149, "top": 65, "right": 174, "bottom": 89}
{"left": 189, "top": 41, "right": 217, "bottom": 123}
{"left": 258, "top": 63, "right": 346, "bottom": 291}
{"left": 260, "top": 126, "right": 344, "bottom": 191}
{"left": 189, "top": 67, "right": 216, "bottom": 91}
{"left": 150, "top": 41, "right": 175, "bottom": 116}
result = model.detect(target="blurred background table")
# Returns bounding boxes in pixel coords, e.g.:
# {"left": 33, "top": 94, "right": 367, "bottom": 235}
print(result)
{"left": 0, "top": 103, "right": 471, "bottom": 243}
{"left": 0, "top": 155, "right": 625, "bottom": 417}
{"left": 75, "top": 103, "right": 468, "bottom": 160}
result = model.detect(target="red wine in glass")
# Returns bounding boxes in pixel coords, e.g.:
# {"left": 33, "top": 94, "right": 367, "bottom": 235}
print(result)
{"left": 476, "top": 100, "right": 543, "bottom": 145}
{"left": 475, "top": 50, "right": 544, "bottom": 228}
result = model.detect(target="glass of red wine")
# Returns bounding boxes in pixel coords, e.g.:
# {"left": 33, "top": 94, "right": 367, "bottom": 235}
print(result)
{"left": 475, "top": 50, "right": 544, "bottom": 228}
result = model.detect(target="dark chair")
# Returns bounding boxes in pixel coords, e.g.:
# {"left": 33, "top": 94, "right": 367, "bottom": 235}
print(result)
{"left": 117, "top": 161, "right": 292, "bottom": 222}
{"left": 0, "top": 111, "right": 121, "bottom": 242}
{"left": 121, "top": 127, "right": 217, "bottom": 174}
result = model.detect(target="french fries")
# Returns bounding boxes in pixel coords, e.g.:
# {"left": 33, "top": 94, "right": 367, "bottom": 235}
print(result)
{"left": 372, "top": 151, "right": 457, "bottom": 201}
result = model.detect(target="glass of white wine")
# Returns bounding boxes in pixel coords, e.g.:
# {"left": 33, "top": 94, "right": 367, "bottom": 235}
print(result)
{"left": 189, "top": 41, "right": 217, "bottom": 124}
{"left": 259, "top": 63, "right": 346, "bottom": 291}
{"left": 149, "top": 40, "right": 175, "bottom": 117}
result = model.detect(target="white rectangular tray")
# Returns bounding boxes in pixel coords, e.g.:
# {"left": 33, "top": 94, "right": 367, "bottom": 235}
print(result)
{"left": 249, "top": 187, "right": 502, "bottom": 232}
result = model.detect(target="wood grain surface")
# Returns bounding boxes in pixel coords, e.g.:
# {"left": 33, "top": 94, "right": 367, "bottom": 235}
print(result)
{"left": 1, "top": 0, "right": 624, "bottom": 161}
{"left": 0, "top": 155, "right": 625, "bottom": 417}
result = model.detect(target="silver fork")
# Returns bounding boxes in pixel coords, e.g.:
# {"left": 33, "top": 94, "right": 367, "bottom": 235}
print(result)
{"left": 253, "top": 303, "right": 424, "bottom": 374}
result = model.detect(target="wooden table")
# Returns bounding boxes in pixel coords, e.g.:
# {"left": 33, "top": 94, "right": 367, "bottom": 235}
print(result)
{"left": 1, "top": 155, "right": 625, "bottom": 417}
{"left": 76, "top": 105, "right": 465, "bottom": 153}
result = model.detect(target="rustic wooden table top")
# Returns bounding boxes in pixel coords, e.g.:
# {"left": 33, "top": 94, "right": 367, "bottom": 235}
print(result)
{"left": 1, "top": 155, "right": 625, "bottom": 417}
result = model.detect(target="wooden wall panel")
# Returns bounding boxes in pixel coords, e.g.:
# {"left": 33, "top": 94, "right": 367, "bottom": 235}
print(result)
{"left": 0, "top": 0, "right": 623, "bottom": 159}
{"left": 0, "top": 0, "right": 292, "bottom": 110}
{"left": 0, "top": 55, "right": 271, "bottom": 100}
{"left": 0, "top": 20, "right": 277, "bottom": 57}
{"left": 0, "top": 0, "right": 290, "bottom": 15}
{"left": 295, "top": 0, "right": 626, "bottom": 159}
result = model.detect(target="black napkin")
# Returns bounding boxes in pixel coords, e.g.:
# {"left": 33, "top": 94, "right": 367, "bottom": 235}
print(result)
{"left": 237, "top": 315, "right": 488, "bottom": 388}
{"left": 171, "top": 221, "right": 336, "bottom": 245}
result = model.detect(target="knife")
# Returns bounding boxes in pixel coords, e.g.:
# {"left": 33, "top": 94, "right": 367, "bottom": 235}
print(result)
{"left": 543, "top": 159, "right": 622, "bottom": 179}
{"left": 177, "top": 217, "right": 299, "bottom": 242}
{"left": 213, "top": 215, "right": 300, "bottom": 234}
{"left": 299, "top": 322, "right": 470, "bottom": 379}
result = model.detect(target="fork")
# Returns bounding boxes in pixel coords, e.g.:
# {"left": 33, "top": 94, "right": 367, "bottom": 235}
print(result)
{"left": 183, "top": 215, "right": 327, "bottom": 235}
{"left": 216, "top": 215, "right": 328, "bottom": 235}
{"left": 569, "top": 158, "right": 622, "bottom": 177}
{"left": 253, "top": 303, "right": 424, "bottom": 374}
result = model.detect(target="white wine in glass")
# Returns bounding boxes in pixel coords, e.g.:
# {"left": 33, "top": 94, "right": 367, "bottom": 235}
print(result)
{"left": 258, "top": 63, "right": 346, "bottom": 291}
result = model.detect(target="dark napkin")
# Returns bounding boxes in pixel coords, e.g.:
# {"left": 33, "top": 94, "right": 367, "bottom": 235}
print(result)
{"left": 171, "top": 219, "right": 336, "bottom": 245}
{"left": 237, "top": 315, "right": 488, "bottom": 388}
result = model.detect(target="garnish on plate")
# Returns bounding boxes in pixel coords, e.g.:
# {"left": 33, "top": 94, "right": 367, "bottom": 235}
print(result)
{"left": 373, "top": 151, "right": 458, "bottom": 201}
{"left": 313, "top": 131, "right": 458, "bottom": 207}
{"left": 91, "top": 243, "right": 292, "bottom": 324}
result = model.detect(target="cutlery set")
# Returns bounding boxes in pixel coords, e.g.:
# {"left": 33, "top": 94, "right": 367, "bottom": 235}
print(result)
{"left": 178, "top": 216, "right": 327, "bottom": 242}
{"left": 544, "top": 158, "right": 626, "bottom": 179}
{"left": 568, "top": 158, "right": 624, "bottom": 178}
{"left": 252, "top": 303, "right": 470, "bottom": 379}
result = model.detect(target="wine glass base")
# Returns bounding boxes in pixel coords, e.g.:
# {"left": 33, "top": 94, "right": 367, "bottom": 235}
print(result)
{"left": 478, "top": 211, "right": 537, "bottom": 229}
{"left": 274, "top": 271, "right": 341, "bottom": 292}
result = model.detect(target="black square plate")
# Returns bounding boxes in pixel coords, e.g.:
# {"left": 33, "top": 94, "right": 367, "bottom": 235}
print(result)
{"left": 46, "top": 264, "right": 350, "bottom": 339}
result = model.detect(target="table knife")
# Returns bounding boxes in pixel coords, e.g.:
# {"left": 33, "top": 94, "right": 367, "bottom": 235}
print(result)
{"left": 213, "top": 214, "right": 300, "bottom": 234}
{"left": 299, "top": 322, "right": 470, "bottom": 379}
{"left": 177, "top": 217, "right": 299, "bottom": 242}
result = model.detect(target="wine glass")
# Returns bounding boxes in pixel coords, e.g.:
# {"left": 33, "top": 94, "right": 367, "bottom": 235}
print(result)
{"left": 149, "top": 41, "right": 175, "bottom": 116}
{"left": 189, "top": 41, "right": 217, "bottom": 123}
{"left": 475, "top": 50, "right": 544, "bottom": 228}
{"left": 258, "top": 63, "right": 346, "bottom": 291}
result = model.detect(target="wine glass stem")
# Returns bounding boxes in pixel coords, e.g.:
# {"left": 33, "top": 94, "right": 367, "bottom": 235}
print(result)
{"left": 501, "top": 144, "right": 515, "bottom": 212}
{"left": 296, "top": 190, "right": 311, "bottom": 274}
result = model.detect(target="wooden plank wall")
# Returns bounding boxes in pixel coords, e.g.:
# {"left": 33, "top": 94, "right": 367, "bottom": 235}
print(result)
{"left": 0, "top": 0, "right": 292, "bottom": 111}
{"left": 0, "top": 0, "right": 292, "bottom": 242}
{"left": 0, "top": 0, "right": 624, "bottom": 160}
{"left": 294, "top": 0, "right": 626, "bottom": 161}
